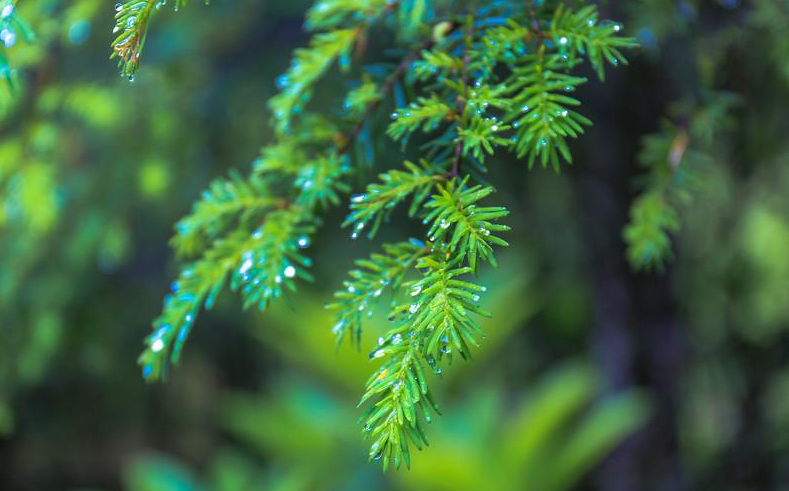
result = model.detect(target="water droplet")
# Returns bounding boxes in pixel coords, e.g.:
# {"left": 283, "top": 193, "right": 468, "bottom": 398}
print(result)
{"left": 1, "top": 29, "right": 16, "bottom": 48}
{"left": 409, "top": 303, "right": 419, "bottom": 314}
{"left": 559, "top": 36, "right": 568, "bottom": 45}
{"left": 115, "top": 2, "right": 123, "bottom": 12}
{"left": 411, "top": 285, "right": 422, "bottom": 296}
{"left": 351, "top": 194, "right": 366, "bottom": 203}
{"left": 332, "top": 321, "right": 344, "bottom": 334}
{"left": 151, "top": 338, "right": 165, "bottom": 352}
{"left": 239, "top": 253, "right": 253, "bottom": 275}
{"left": 348, "top": 285, "right": 356, "bottom": 293}
{"left": 297, "top": 236, "right": 309, "bottom": 248}
{"left": 275, "top": 275, "right": 282, "bottom": 284}
{"left": 373, "top": 289, "right": 382, "bottom": 297}
{"left": 391, "top": 333, "right": 403, "bottom": 344}
{"left": 1, "top": 4, "right": 14, "bottom": 18}
{"left": 284, "top": 265, "right": 296, "bottom": 278}
{"left": 378, "top": 336, "right": 385, "bottom": 346}
{"left": 369, "top": 349, "right": 385, "bottom": 359}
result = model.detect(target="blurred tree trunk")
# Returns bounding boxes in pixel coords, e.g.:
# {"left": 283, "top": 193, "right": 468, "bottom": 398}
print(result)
{"left": 574, "top": 74, "right": 689, "bottom": 491}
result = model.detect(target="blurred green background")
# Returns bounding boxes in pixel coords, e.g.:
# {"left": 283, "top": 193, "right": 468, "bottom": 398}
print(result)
{"left": 2, "top": 0, "right": 789, "bottom": 490}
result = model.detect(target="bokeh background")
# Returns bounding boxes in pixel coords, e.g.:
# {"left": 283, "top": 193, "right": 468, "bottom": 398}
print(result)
{"left": 2, "top": 0, "right": 789, "bottom": 490}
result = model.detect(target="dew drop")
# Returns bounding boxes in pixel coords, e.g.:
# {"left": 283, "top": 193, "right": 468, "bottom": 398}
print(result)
{"left": 284, "top": 265, "right": 296, "bottom": 278}
{"left": 239, "top": 253, "right": 253, "bottom": 275}
{"left": 151, "top": 338, "right": 165, "bottom": 352}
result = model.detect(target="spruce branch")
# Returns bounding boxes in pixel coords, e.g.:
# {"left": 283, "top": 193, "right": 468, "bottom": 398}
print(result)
{"left": 328, "top": 239, "right": 428, "bottom": 348}
{"left": 359, "top": 249, "right": 492, "bottom": 470}
{"left": 387, "top": 94, "right": 453, "bottom": 141}
{"left": 549, "top": 4, "right": 637, "bottom": 81}
{"left": 623, "top": 92, "right": 737, "bottom": 270}
{"left": 343, "top": 159, "right": 444, "bottom": 238}
{"left": 142, "top": 11, "right": 448, "bottom": 380}
{"left": 423, "top": 178, "right": 510, "bottom": 271}
{"left": 171, "top": 171, "right": 278, "bottom": 259}
{"left": 140, "top": 207, "right": 315, "bottom": 381}
{"left": 111, "top": 0, "right": 191, "bottom": 79}
{"left": 269, "top": 28, "right": 360, "bottom": 133}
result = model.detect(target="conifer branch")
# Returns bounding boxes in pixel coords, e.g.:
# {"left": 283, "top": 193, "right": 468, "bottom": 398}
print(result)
{"left": 328, "top": 239, "right": 429, "bottom": 348}
{"left": 359, "top": 250, "right": 492, "bottom": 470}
{"left": 140, "top": 207, "right": 315, "bottom": 380}
{"left": 128, "top": 0, "right": 640, "bottom": 471}
{"left": 171, "top": 171, "right": 278, "bottom": 259}
{"left": 343, "top": 160, "right": 445, "bottom": 239}
{"left": 423, "top": 178, "right": 510, "bottom": 271}
{"left": 624, "top": 93, "right": 737, "bottom": 270}
{"left": 111, "top": 0, "right": 191, "bottom": 79}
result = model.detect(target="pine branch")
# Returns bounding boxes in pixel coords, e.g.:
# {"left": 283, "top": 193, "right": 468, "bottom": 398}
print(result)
{"left": 360, "top": 250, "right": 491, "bottom": 470}
{"left": 111, "top": 0, "right": 190, "bottom": 79}
{"left": 422, "top": 178, "right": 510, "bottom": 271}
{"left": 140, "top": 207, "right": 314, "bottom": 380}
{"left": 141, "top": 12, "right": 440, "bottom": 379}
{"left": 0, "top": 1, "right": 32, "bottom": 119}
{"left": 360, "top": 328, "right": 436, "bottom": 471}
{"left": 269, "top": 28, "right": 360, "bottom": 133}
{"left": 293, "top": 151, "right": 352, "bottom": 209}
{"left": 171, "top": 171, "right": 278, "bottom": 258}
{"left": 387, "top": 94, "right": 453, "bottom": 141}
{"left": 306, "top": 0, "right": 392, "bottom": 31}
{"left": 327, "top": 239, "right": 428, "bottom": 348}
{"left": 343, "top": 160, "right": 444, "bottom": 239}
{"left": 623, "top": 92, "right": 737, "bottom": 271}
{"left": 549, "top": 5, "right": 636, "bottom": 81}
{"left": 623, "top": 190, "right": 680, "bottom": 270}
{"left": 505, "top": 48, "right": 591, "bottom": 169}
